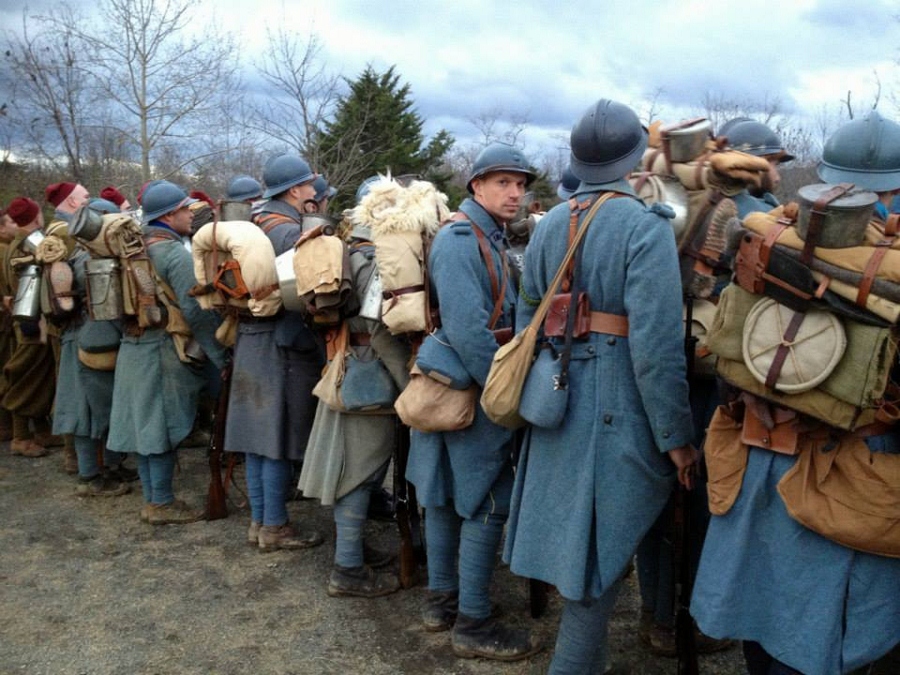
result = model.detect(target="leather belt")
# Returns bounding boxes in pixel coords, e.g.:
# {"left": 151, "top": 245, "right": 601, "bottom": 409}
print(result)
{"left": 590, "top": 311, "right": 629, "bottom": 337}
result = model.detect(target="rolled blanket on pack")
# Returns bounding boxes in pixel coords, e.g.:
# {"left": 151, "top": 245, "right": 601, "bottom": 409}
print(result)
{"left": 77, "top": 214, "right": 144, "bottom": 258}
{"left": 774, "top": 244, "right": 900, "bottom": 305}
{"left": 353, "top": 177, "right": 450, "bottom": 334}
{"left": 640, "top": 148, "right": 710, "bottom": 191}
{"left": 192, "top": 220, "right": 282, "bottom": 317}
{"left": 293, "top": 234, "right": 352, "bottom": 321}
{"left": 708, "top": 284, "right": 898, "bottom": 411}
{"left": 743, "top": 210, "right": 900, "bottom": 284}
{"left": 809, "top": 271, "right": 900, "bottom": 324}
{"left": 716, "top": 356, "right": 878, "bottom": 431}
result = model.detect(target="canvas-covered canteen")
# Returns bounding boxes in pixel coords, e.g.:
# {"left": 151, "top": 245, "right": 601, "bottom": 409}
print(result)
{"left": 350, "top": 176, "right": 450, "bottom": 334}
{"left": 190, "top": 220, "right": 281, "bottom": 317}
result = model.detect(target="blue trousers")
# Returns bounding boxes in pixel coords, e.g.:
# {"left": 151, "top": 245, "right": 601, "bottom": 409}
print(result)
{"left": 333, "top": 461, "right": 389, "bottom": 568}
{"left": 245, "top": 453, "right": 291, "bottom": 526}
{"left": 136, "top": 451, "right": 177, "bottom": 504}
{"left": 424, "top": 467, "right": 512, "bottom": 620}
{"left": 549, "top": 581, "right": 621, "bottom": 675}
{"left": 74, "top": 435, "right": 125, "bottom": 480}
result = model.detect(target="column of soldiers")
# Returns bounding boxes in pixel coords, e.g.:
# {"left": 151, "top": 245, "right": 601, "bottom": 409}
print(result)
{"left": 1, "top": 98, "right": 898, "bottom": 674}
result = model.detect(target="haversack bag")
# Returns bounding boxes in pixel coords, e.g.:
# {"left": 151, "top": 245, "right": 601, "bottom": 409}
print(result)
{"left": 395, "top": 364, "right": 477, "bottom": 432}
{"left": 482, "top": 193, "right": 613, "bottom": 428}
{"left": 777, "top": 433, "right": 900, "bottom": 558}
{"left": 340, "top": 353, "right": 399, "bottom": 413}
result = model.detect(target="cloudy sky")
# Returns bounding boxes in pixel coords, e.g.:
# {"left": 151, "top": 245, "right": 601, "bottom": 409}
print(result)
{"left": 2, "top": 0, "right": 898, "bottom": 161}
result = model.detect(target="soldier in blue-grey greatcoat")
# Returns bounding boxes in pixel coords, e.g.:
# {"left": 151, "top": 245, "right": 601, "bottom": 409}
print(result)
{"left": 691, "top": 111, "right": 900, "bottom": 675}
{"left": 406, "top": 142, "right": 541, "bottom": 661}
{"left": 503, "top": 100, "right": 697, "bottom": 675}
{"left": 50, "top": 198, "right": 134, "bottom": 497}
{"left": 224, "top": 154, "right": 325, "bottom": 552}
{"left": 107, "top": 181, "right": 226, "bottom": 525}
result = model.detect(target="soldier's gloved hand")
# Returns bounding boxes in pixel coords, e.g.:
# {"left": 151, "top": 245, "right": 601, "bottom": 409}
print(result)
{"left": 18, "top": 319, "right": 40, "bottom": 338}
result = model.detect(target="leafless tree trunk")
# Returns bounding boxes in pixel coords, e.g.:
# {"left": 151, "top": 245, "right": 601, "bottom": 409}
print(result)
{"left": 66, "top": 0, "right": 240, "bottom": 182}
{"left": 2, "top": 7, "right": 98, "bottom": 181}
{"left": 252, "top": 30, "right": 341, "bottom": 163}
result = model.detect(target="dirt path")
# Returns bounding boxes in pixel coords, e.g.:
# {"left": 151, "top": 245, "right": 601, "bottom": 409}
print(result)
{"left": 0, "top": 444, "right": 745, "bottom": 675}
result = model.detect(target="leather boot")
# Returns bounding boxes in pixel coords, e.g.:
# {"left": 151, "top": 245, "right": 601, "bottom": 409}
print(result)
{"left": 451, "top": 613, "right": 541, "bottom": 662}
{"left": 422, "top": 591, "right": 459, "bottom": 632}
{"left": 62, "top": 444, "right": 78, "bottom": 475}
{"left": 258, "top": 523, "right": 324, "bottom": 552}
{"left": 10, "top": 438, "right": 49, "bottom": 457}
{"left": 327, "top": 565, "right": 399, "bottom": 598}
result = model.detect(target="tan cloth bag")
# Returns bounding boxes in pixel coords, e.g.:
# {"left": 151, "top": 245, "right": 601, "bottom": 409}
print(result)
{"left": 704, "top": 406, "right": 750, "bottom": 516}
{"left": 481, "top": 194, "right": 613, "bottom": 429}
{"left": 778, "top": 434, "right": 900, "bottom": 557}
{"left": 395, "top": 364, "right": 476, "bottom": 432}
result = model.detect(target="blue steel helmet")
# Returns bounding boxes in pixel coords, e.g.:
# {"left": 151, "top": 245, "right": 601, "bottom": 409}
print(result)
{"left": 313, "top": 175, "right": 338, "bottom": 203}
{"left": 556, "top": 165, "right": 580, "bottom": 200}
{"left": 355, "top": 175, "right": 382, "bottom": 204}
{"left": 569, "top": 99, "right": 647, "bottom": 184}
{"left": 723, "top": 119, "right": 794, "bottom": 163}
{"left": 226, "top": 175, "right": 263, "bottom": 202}
{"left": 717, "top": 116, "right": 754, "bottom": 138}
{"left": 86, "top": 197, "right": 122, "bottom": 215}
{"left": 817, "top": 111, "right": 900, "bottom": 192}
{"left": 466, "top": 142, "right": 537, "bottom": 194}
{"left": 141, "top": 181, "right": 196, "bottom": 223}
{"left": 262, "top": 154, "right": 316, "bottom": 199}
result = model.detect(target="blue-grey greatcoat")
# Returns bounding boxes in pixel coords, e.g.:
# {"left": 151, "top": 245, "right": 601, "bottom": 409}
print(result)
{"left": 405, "top": 198, "right": 517, "bottom": 519}
{"left": 107, "top": 225, "right": 226, "bottom": 455}
{"left": 52, "top": 248, "right": 119, "bottom": 439}
{"left": 503, "top": 181, "right": 694, "bottom": 602}
{"left": 692, "top": 436, "right": 900, "bottom": 674}
{"left": 299, "top": 236, "right": 411, "bottom": 504}
{"left": 224, "top": 199, "right": 324, "bottom": 461}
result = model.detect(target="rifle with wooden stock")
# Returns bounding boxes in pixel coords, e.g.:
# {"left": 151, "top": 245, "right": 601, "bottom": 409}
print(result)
{"left": 205, "top": 359, "right": 233, "bottom": 521}
{"left": 393, "top": 418, "right": 425, "bottom": 588}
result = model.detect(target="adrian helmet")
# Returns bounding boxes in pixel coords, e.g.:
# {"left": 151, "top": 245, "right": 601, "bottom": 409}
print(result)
{"left": 226, "top": 175, "right": 263, "bottom": 202}
{"left": 262, "top": 154, "right": 316, "bottom": 199}
{"left": 569, "top": 99, "right": 647, "bottom": 184}
{"left": 467, "top": 142, "right": 536, "bottom": 193}
{"left": 817, "top": 111, "right": 900, "bottom": 192}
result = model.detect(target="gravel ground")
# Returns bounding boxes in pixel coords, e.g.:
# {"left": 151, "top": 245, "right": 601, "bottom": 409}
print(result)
{"left": 0, "top": 442, "right": 747, "bottom": 675}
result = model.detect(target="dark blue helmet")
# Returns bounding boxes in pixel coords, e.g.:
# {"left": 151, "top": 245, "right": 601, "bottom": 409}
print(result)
{"left": 723, "top": 119, "right": 794, "bottom": 162}
{"left": 467, "top": 143, "right": 536, "bottom": 193}
{"left": 141, "top": 181, "right": 195, "bottom": 223}
{"left": 818, "top": 111, "right": 900, "bottom": 192}
{"left": 262, "top": 154, "right": 316, "bottom": 199}
{"left": 556, "top": 166, "right": 580, "bottom": 199}
{"left": 226, "top": 175, "right": 263, "bottom": 202}
{"left": 569, "top": 99, "right": 647, "bottom": 184}
{"left": 313, "top": 175, "right": 337, "bottom": 202}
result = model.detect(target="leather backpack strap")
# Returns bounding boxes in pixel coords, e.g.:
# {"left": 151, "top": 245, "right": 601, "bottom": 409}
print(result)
{"left": 471, "top": 225, "right": 507, "bottom": 330}
{"left": 857, "top": 213, "right": 899, "bottom": 307}
{"left": 257, "top": 213, "right": 294, "bottom": 235}
{"left": 764, "top": 310, "right": 807, "bottom": 390}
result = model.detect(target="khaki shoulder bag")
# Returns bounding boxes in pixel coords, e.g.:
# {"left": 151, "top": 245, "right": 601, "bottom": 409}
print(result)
{"left": 481, "top": 193, "right": 613, "bottom": 429}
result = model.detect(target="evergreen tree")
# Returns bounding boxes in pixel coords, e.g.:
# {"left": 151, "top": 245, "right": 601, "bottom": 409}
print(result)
{"left": 313, "top": 65, "right": 453, "bottom": 209}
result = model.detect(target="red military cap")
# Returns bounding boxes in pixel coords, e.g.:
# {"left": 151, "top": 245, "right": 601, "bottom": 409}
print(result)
{"left": 100, "top": 186, "right": 127, "bottom": 206}
{"left": 45, "top": 182, "right": 77, "bottom": 207}
{"left": 7, "top": 197, "right": 40, "bottom": 227}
